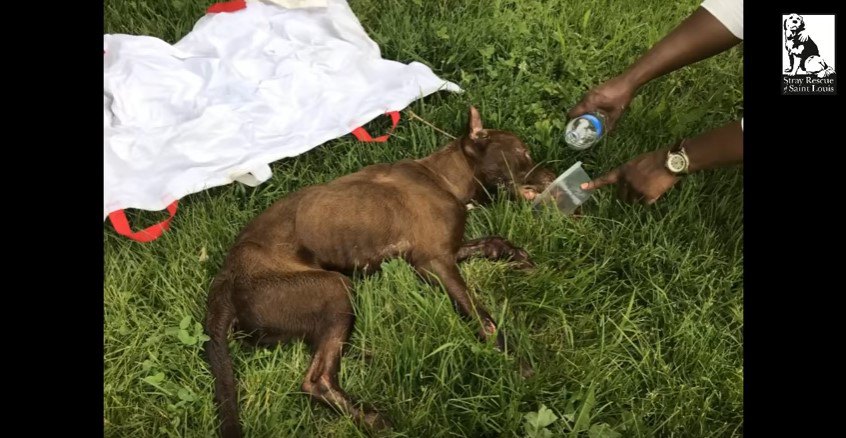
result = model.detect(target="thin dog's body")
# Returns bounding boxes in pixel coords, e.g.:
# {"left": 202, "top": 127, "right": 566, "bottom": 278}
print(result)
{"left": 204, "top": 107, "right": 555, "bottom": 437}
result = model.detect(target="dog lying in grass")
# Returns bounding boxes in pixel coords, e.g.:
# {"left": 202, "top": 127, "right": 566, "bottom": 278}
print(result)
{"left": 204, "top": 106, "right": 555, "bottom": 437}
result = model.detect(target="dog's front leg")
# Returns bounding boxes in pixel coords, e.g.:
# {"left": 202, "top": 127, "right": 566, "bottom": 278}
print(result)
{"left": 785, "top": 52, "right": 795, "bottom": 73}
{"left": 456, "top": 237, "right": 535, "bottom": 269}
{"left": 415, "top": 257, "right": 506, "bottom": 350}
{"left": 789, "top": 58, "right": 800, "bottom": 75}
{"left": 789, "top": 52, "right": 802, "bottom": 76}
{"left": 415, "top": 256, "right": 534, "bottom": 377}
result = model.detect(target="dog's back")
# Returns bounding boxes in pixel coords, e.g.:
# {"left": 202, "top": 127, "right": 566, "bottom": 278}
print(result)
{"left": 228, "top": 157, "right": 465, "bottom": 272}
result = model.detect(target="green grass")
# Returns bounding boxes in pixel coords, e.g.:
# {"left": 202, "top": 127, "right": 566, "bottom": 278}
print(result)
{"left": 104, "top": 0, "right": 743, "bottom": 436}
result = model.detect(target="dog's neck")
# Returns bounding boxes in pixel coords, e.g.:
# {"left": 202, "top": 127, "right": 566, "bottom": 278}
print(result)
{"left": 416, "top": 139, "right": 479, "bottom": 204}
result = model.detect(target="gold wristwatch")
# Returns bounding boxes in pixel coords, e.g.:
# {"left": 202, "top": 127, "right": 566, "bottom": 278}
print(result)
{"left": 665, "top": 139, "right": 690, "bottom": 175}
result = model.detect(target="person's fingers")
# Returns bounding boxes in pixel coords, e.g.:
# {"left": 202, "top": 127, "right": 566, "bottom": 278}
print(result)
{"left": 606, "top": 107, "right": 625, "bottom": 132}
{"left": 633, "top": 190, "right": 649, "bottom": 204}
{"left": 580, "top": 167, "right": 621, "bottom": 190}
{"left": 645, "top": 187, "right": 671, "bottom": 205}
{"left": 568, "top": 99, "right": 593, "bottom": 118}
{"left": 626, "top": 183, "right": 645, "bottom": 204}
{"left": 618, "top": 180, "right": 631, "bottom": 202}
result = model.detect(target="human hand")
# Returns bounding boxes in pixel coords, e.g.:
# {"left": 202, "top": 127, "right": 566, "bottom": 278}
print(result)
{"left": 581, "top": 148, "right": 680, "bottom": 204}
{"left": 568, "top": 75, "right": 636, "bottom": 133}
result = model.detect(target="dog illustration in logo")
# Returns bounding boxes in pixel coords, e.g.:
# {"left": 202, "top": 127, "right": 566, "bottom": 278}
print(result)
{"left": 784, "top": 14, "right": 836, "bottom": 78}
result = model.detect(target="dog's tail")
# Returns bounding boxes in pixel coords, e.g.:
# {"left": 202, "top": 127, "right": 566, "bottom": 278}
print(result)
{"left": 204, "top": 271, "right": 241, "bottom": 438}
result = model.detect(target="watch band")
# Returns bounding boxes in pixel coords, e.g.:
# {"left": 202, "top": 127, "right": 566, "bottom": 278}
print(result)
{"left": 670, "top": 138, "right": 688, "bottom": 153}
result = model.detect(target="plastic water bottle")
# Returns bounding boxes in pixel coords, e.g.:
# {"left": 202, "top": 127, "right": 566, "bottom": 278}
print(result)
{"left": 564, "top": 112, "right": 606, "bottom": 150}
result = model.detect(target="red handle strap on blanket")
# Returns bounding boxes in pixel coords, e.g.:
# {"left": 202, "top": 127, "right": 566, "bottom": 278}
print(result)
{"left": 207, "top": 0, "right": 247, "bottom": 13}
{"left": 108, "top": 201, "right": 179, "bottom": 243}
{"left": 105, "top": 0, "right": 239, "bottom": 243}
{"left": 352, "top": 111, "right": 400, "bottom": 143}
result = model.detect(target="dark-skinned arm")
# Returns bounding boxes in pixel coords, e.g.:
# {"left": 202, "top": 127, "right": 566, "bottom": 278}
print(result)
{"left": 621, "top": 7, "right": 743, "bottom": 90}
{"left": 685, "top": 120, "right": 743, "bottom": 173}
{"left": 581, "top": 120, "right": 743, "bottom": 204}
{"left": 568, "top": 7, "right": 743, "bottom": 131}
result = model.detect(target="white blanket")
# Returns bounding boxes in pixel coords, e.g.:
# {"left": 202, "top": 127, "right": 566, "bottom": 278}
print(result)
{"left": 103, "top": 0, "right": 461, "bottom": 220}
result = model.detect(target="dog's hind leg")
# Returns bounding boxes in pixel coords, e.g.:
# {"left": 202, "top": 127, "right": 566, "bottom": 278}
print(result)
{"left": 279, "top": 271, "right": 391, "bottom": 431}
{"left": 233, "top": 268, "right": 391, "bottom": 431}
{"left": 804, "top": 56, "right": 834, "bottom": 77}
{"left": 456, "top": 237, "right": 534, "bottom": 269}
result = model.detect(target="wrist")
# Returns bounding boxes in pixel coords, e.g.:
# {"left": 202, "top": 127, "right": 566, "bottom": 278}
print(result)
{"left": 620, "top": 64, "right": 651, "bottom": 91}
{"left": 680, "top": 121, "right": 743, "bottom": 174}
{"left": 682, "top": 138, "right": 704, "bottom": 174}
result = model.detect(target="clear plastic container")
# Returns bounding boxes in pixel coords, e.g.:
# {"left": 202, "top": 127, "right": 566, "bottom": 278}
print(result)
{"left": 532, "top": 161, "right": 594, "bottom": 215}
{"left": 564, "top": 112, "right": 606, "bottom": 150}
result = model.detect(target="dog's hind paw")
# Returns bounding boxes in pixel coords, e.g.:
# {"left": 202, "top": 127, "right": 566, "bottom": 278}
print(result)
{"left": 362, "top": 411, "right": 393, "bottom": 432}
{"left": 818, "top": 68, "right": 836, "bottom": 78}
{"left": 518, "top": 358, "right": 535, "bottom": 379}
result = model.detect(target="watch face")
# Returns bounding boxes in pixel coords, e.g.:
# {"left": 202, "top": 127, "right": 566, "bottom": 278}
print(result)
{"left": 667, "top": 154, "right": 687, "bottom": 173}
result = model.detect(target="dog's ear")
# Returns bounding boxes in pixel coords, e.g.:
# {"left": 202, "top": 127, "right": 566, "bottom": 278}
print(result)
{"left": 798, "top": 16, "right": 805, "bottom": 31}
{"left": 467, "top": 106, "right": 485, "bottom": 140}
{"left": 463, "top": 106, "right": 489, "bottom": 159}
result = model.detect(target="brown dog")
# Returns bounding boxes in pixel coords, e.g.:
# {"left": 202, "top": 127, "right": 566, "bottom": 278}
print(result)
{"left": 204, "top": 106, "right": 555, "bottom": 437}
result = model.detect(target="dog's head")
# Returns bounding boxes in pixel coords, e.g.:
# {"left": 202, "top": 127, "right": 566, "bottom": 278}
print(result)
{"left": 460, "top": 106, "right": 556, "bottom": 202}
{"left": 784, "top": 14, "right": 804, "bottom": 36}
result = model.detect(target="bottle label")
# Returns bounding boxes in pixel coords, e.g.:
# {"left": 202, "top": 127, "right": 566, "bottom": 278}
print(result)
{"left": 580, "top": 114, "right": 603, "bottom": 137}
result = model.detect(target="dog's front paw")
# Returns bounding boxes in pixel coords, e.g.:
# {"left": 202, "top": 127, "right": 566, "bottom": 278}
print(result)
{"left": 504, "top": 246, "right": 535, "bottom": 270}
{"left": 480, "top": 237, "right": 536, "bottom": 269}
{"left": 497, "top": 241, "right": 535, "bottom": 270}
{"left": 784, "top": 67, "right": 793, "bottom": 73}
{"left": 509, "top": 257, "right": 536, "bottom": 271}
